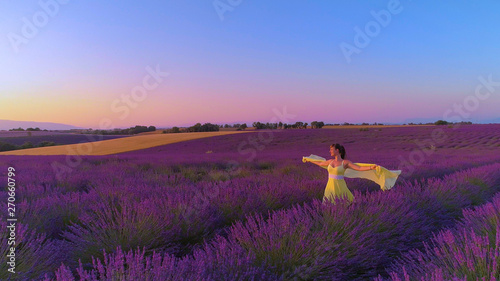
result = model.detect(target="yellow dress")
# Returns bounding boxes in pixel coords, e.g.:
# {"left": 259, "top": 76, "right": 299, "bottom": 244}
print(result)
{"left": 302, "top": 154, "right": 402, "bottom": 203}
{"left": 324, "top": 160, "right": 354, "bottom": 203}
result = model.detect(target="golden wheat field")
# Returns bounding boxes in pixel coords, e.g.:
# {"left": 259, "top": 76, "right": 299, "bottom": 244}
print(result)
{"left": 0, "top": 131, "right": 254, "bottom": 156}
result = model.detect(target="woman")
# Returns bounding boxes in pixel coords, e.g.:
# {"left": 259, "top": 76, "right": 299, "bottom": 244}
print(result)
{"left": 303, "top": 143, "right": 401, "bottom": 203}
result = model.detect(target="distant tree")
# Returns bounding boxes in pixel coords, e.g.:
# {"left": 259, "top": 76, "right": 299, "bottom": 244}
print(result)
{"left": 434, "top": 120, "right": 449, "bottom": 125}
{"left": 127, "top": 125, "right": 151, "bottom": 134}
{"left": 147, "top": 126, "right": 156, "bottom": 132}
{"left": 269, "top": 122, "right": 278, "bottom": 129}
{"left": 186, "top": 123, "right": 201, "bottom": 132}
{"left": 38, "top": 141, "right": 56, "bottom": 147}
{"left": 199, "top": 123, "right": 219, "bottom": 132}
{"left": 239, "top": 123, "right": 247, "bottom": 130}
{"left": 20, "top": 141, "right": 34, "bottom": 149}
{"left": 0, "top": 142, "right": 19, "bottom": 152}
{"left": 163, "top": 126, "right": 180, "bottom": 133}
{"left": 185, "top": 123, "right": 219, "bottom": 132}
{"left": 10, "top": 127, "right": 24, "bottom": 131}
{"left": 312, "top": 121, "right": 325, "bottom": 128}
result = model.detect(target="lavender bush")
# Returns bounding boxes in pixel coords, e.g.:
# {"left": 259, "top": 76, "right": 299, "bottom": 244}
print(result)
{"left": 385, "top": 193, "right": 500, "bottom": 280}
{"left": 0, "top": 222, "right": 68, "bottom": 280}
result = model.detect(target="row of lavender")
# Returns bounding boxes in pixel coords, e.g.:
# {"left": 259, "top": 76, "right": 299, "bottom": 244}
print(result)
{"left": 382, "top": 192, "right": 500, "bottom": 280}
{"left": 120, "top": 124, "right": 500, "bottom": 180}
{"left": 44, "top": 162, "right": 500, "bottom": 280}
{"left": 0, "top": 133, "right": 127, "bottom": 147}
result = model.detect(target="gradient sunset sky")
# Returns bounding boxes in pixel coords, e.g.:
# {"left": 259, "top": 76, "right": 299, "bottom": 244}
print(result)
{"left": 1, "top": 0, "right": 500, "bottom": 129}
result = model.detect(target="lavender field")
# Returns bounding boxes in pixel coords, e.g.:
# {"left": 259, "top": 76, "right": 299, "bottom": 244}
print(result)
{"left": 0, "top": 131, "right": 68, "bottom": 138}
{"left": 1, "top": 124, "right": 500, "bottom": 280}
{"left": 0, "top": 132, "right": 128, "bottom": 147}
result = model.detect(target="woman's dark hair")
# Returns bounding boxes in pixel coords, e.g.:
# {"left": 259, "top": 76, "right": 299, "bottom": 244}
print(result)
{"left": 331, "top": 143, "right": 346, "bottom": 159}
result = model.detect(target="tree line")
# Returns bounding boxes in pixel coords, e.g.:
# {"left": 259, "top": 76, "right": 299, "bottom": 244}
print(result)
{"left": 161, "top": 121, "right": 327, "bottom": 133}
{"left": 433, "top": 120, "right": 473, "bottom": 126}
{"left": 9, "top": 127, "right": 47, "bottom": 131}
{"left": 163, "top": 123, "right": 226, "bottom": 133}
{"left": 251, "top": 121, "right": 327, "bottom": 129}
{"left": 0, "top": 141, "right": 56, "bottom": 152}
{"left": 83, "top": 125, "right": 157, "bottom": 135}
{"left": 8, "top": 120, "right": 474, "bottom": 136}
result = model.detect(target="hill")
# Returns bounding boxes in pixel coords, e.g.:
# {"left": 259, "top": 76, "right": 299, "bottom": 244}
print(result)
{"left": 0, "top": 119, "right": 82, "bottom": 130}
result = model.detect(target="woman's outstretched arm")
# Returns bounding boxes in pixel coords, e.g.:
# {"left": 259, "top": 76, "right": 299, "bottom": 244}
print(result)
{"left": 307, "top": 159, "right": 331, "bottom": 167}
{"left": 345, "top": 160, "right": 377, "bottom": 171}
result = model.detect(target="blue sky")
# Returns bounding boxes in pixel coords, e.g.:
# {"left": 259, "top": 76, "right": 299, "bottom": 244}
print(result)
{"left": 1, "top": 0, "right": 499, "bottom": 128}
